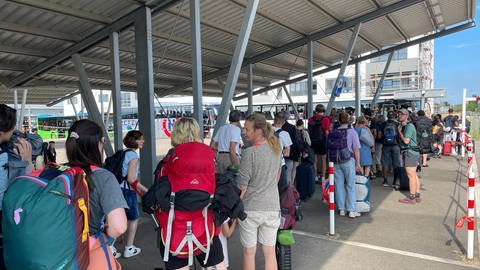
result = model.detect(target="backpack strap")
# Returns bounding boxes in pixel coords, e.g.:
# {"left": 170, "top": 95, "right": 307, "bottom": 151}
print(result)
{"left": 163, "top": 192, "right": 176, "bottom": 262}
{"left": 94, "top": 230, "right": 113, "bottom": 270}
{"left": 201, "top": 194, "right": 214, "bottom": 265}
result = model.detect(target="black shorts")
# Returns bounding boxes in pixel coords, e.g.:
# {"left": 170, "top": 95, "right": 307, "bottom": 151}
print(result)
{"left": 311, "top": 139, "right": 327, "bottom": 155}
{"left": 159, "top": 235, "right": 224, "bottom": 269}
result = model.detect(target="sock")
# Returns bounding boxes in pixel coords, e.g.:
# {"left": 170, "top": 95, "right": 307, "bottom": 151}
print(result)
{"left": 409, "top": 194, "right": 416, "bottom": 200}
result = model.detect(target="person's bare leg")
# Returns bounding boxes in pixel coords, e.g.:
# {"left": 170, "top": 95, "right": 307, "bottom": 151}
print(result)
{"left": 422, "top": 154, "right": 428, "bottom": 166}
{"left": 262, "top": 244, "right": 277, "bottom": 270}
{"left": 405, "top": 167, "right": 418, "bottom": 196}
{"left": 314, "top": 154, "right": 319, "bottom": 177}
{"left": 242, "top": 246, "right": 256, "bottom": 270}
{"left": 364, "top": 166, "right": 371, "bottom": 178}
{"left": 126, "top": 220, "right": 138, "bottom": 246}
{"left": 415, "top": 173, "right": 421, "bottom": 194}
{"left": 320, "top": 154, "right": 327, "bottom": 179}
{"left": 292, "top": 161, "right": 299, "bottom": 184}
{"left": 206, "top": 261, "right": 227, "bottom": 270}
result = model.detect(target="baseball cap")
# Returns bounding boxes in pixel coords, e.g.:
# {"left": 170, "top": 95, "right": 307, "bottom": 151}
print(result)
{"left": 397, "top": 108, "right": 409, "bottom": 115}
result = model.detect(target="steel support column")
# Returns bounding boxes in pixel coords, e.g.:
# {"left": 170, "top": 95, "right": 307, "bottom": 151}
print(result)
{"left": 110, "top": 32, "right": 123, "bottom": 152}
{"left": 135, "top": 7, "right": 156, "bottom": 185}
{"left": 370, "top": 52, "right": 393, "bottom": 110}
{"left": 355, "top": 63, "right": 361, "bottom": 118}
{"left": 70, "top": 98, "right": 80, "bottom": 120}
{"left": 213, "top": 0, "right": 259, "bottom": 138}
{"left": 283, "top": 86, "right": 299, "bottom": 120}
{"left": 247, "top": 63, "right": 253, "bottom": 115}
{"left": 190, "top": 0, "right": 204, "bottom": 139}
{"left": 307, "top": 41, "right": 313, "bottom": 119}
{"left": 13, "top": 89, "right": 18, "bottom": 127}
{"left": 71, "top": 53, "right": 114, "bottom": 156}
{"left": 326, "top": 23, "right": 361, "bottom": 115}
{"left": 18, "top": 89, "right": 27, "bottom": 130}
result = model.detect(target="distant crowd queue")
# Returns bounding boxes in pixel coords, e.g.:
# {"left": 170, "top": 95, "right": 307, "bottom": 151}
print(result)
{"left": 0, "top": 103, "right": 466, "bottom": 269}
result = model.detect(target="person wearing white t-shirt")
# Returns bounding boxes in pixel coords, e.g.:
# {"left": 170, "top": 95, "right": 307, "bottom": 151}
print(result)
{"left": 273, "top": 113, "right": 292, "bottom": 167}
{"left": 211, "top": 110, "right": 242, "bottom": 173}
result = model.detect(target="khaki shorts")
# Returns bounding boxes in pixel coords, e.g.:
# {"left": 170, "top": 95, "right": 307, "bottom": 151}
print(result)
{"left": 239, "top": 210, "right": 280, "bottom": 248}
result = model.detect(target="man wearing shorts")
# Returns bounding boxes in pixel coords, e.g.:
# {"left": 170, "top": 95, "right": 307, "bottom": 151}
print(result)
{"left": 397, "top": 109, "right": 421, "bottom": 204}
{"left": 308, "top": 104, "right": 330, "bottom": 182}
{"left": 379, "top": 111, "right": 402, "bottom": 189}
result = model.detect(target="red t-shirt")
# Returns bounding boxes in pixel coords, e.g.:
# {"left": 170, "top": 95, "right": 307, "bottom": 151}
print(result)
{"left": 308, "top": 114, "right": 331, "bottom": 136}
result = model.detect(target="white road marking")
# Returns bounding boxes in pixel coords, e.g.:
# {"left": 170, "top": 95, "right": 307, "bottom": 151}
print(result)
{"left": 293, "top": 230, "right": 480, "bottom": 269}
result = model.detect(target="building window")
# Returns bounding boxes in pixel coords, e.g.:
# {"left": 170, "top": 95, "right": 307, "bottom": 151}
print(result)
{"left": 121, "top": 92, "right": 131, "bottom": 107}
{"left": 371, "top": 48, "right": 408, "bottom": 63}
{"left": 324, "top": 77, "right": 354, "bottom": 94}
{"left": 98, "top": 94, "right": 109, "bottom": 103}
{"left": 287, "top": 80, "right": 317, "bottom": 97}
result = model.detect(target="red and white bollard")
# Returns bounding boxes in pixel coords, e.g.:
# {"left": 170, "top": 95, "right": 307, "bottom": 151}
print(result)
{"left": 467, "top": 168, "right": 475, "bottom": 259}
{"left": 328, "top": 162, "right": 335, "bottom": 235}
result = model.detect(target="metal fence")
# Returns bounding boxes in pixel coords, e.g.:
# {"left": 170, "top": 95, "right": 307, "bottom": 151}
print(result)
{"left": 467, "top": 112, "right": 480, "bottom": 140}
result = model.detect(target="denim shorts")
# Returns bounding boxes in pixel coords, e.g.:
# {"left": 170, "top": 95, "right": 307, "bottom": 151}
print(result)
{"left": 122, "top": 188, "right": 139, "bottom": 220}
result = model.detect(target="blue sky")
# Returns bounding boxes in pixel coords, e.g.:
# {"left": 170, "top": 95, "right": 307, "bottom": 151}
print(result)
{"left": 435, "top": 4, "right": 480, "bottom": 105}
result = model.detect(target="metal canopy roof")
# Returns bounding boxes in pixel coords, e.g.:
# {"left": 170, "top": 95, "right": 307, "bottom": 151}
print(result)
{"left": 0, "top": 0, "right": 476, "bottom": 105}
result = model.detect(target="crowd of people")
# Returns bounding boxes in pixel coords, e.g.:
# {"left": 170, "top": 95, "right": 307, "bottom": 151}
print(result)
{"left": 0, "top": 102, "right": 468, "bottom": 269}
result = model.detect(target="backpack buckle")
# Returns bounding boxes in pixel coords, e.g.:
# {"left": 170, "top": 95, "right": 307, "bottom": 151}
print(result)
{"left": 186, "top": 221, "right": 192, "bottom": 235}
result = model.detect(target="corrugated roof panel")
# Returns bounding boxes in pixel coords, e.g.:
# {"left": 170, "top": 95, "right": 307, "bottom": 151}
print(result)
{"left": 254, "top": 0, "right": 338, "bottom": 35}
{"left": 389, "top": 2, "right": 434, "bottom": 37}
{"left": 438, "top": 0, "right": 469, "bottom": 25}
{"left": 360, "top": 17, "right": 405, "bottom": 47}
{"left": 310, "top": 0, "right": 378, "bottom": 22}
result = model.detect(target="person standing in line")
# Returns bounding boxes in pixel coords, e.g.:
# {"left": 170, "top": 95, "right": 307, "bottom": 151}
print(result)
{"left": 279, "top": 111, "right": 301, "bottom": 184}
{"left": 44, "top": 141, "right": 57, "bottom": 163}
{"left": 308, "top": 104, "right": 331, "bottom": 183}
{"left": 397, "top": 109, "right": 421, "bottom": 204}
{"left": 330, "top": 112, "right": 362, "bottom": 218}
{"left": 66, "top": 119, "right": 128, "bottom": 269}
{"left": 414, "top": 110, "right": 433, "bottom": 167}
{"left": 210, "top": 110, "right": 242, "bottom": 173}
{"left": 379, "top": 111, "right": 402, "bottom": 189}
{"left": 0, "top": 104, "right": 34, "bottom": 270}
{"left": 237, "top": 113, "right": 282, "bottom": 270}
{"left": 272, "top": 112, "right": 292, "bottom": 186}
{"left": 354, "top": 116, "right": 374, "bottom": 179}
{"left": 117, "top": 130, "right": 149, "bottom": 258}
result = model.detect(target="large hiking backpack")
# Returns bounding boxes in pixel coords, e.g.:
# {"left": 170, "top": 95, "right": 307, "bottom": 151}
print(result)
{"left": 327, "top": 128, "right": 352, "bottom": 163}
{"left": 104, "top": 149, "right": 133, "bottom": 184}
{"left": 308, "top": 116, "right": 325, "bottom": 142}
{"left": 383, "top": 121, "right": 398, "bottom": 145}
{"left": 416, "top": 118, "right": 432, "bottom": 153}
{"left": 2, "top": 165, "right": 92, "bottom": 269}
{"left": 279, "top": 185, "right": 302, "bottom": 230}
{"left": 156, "top": 142, "right": 220, "bottom": 267}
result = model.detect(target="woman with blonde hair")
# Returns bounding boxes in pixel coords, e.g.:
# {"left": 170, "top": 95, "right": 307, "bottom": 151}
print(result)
{"left": 159, "top": 117, "right": 227, "bottom": 270}
{"left": 237, "top": 113, "right": 282, "bottom": 270}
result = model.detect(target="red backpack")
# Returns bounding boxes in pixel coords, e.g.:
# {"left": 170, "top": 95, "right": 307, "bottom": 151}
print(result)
{"left": 155, "top": 142, "right": 220, "bottom": 266}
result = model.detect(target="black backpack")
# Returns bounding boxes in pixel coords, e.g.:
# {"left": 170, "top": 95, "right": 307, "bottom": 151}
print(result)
{"left": 308, "top": 116, "right": 325, "bottom": 142}
{"left": 104, "top": 149, "right": 133, "bottom": 184}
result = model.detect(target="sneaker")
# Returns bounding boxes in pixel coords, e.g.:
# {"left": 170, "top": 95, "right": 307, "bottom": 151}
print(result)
{"left": 348, "top": 211, "right": 361, "bottom": 218}
{"left": 123, "top": 245, "right": 141, "bottom": 258}
{"left": 382, "top": 180, "right": 389, "bottom": 187}
{"left": 339, "top": 210, "right": 346, "bottom": 216}
{"left": 398, "top": 197, "right": 416, "bottom": 204}
{"left": 315, "top": 176, "right": 319, "bottom": 184}
{"left": 415, "top": 193, "right": 422, "bottom": 203}
{"left": 393, "top": 184, "right": 400, "bottom": 190}
{"left": 111, "top": 246, "right": 121, "bottom": 259}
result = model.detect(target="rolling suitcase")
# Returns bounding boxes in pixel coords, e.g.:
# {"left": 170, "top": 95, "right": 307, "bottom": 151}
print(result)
{"left": 442, "top": 141, "right": 452, "bottom": 156}
{"left": 295, "top": 162, "right": 316, "bottom": 200}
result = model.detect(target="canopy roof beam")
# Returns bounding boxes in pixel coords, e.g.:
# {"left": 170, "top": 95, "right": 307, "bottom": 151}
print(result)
{"left": 160, "top": 0, "right": 423, "bottom": 97}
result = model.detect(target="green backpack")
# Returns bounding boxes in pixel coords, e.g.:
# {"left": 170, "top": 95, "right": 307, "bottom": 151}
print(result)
{"left": 2, "top": 165, "right": 94, "bottom": 270}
